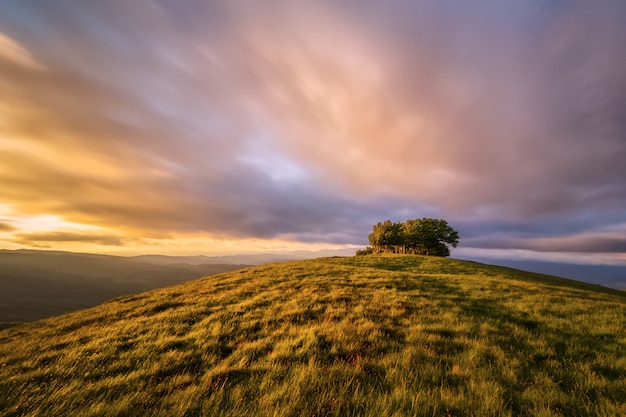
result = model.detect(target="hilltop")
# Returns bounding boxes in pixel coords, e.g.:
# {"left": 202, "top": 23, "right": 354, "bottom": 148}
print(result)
{"left": 1, "top": 255, "right": 624, "bottom": 416}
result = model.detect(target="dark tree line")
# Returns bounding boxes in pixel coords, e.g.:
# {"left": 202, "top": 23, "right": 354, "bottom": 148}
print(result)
{"left": 358, "top": 218, "right": 459, "bottom": 257}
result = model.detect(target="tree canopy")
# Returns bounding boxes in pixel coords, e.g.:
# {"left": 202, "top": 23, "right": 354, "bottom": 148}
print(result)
{"left": 359, "top": 218, "right": 459, "bottom": 257}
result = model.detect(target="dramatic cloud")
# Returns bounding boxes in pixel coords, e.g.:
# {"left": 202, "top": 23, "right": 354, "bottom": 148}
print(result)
{"left": 465, "top": 233, "right": 626, "bottom": 254}
{"left": 0, "top": 1, "right": 625, "bottom": 260}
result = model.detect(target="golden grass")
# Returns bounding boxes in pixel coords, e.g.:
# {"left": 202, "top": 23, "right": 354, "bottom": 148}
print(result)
{"left": 1, "top": 255, "right": 625, "bottom": 416}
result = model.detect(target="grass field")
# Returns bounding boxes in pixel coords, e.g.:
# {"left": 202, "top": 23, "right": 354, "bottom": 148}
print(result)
{"left": 1, "top": 255, "right": 625, "bottom": 416}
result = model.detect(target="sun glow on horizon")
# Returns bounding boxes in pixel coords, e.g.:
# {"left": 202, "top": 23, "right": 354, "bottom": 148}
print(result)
{"left": 0, "top": 203, "right": 359, "bottom": 256}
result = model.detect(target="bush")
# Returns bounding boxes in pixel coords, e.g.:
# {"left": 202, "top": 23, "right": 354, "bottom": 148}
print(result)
{"left": 355, "top": 247, "right": 374, "bottom": 256}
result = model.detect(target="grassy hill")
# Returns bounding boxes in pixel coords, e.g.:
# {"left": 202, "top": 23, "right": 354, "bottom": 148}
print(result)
{"left": 0, "top": 255, "right": 624, "bottom": 417}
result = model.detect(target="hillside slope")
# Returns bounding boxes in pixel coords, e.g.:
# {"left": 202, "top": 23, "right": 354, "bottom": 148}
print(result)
{"left": 1, "top": 255, "right": 624, "bottom": 417}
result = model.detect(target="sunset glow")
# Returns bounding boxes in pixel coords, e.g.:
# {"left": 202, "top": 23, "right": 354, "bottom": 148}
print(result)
{"left": 1, "top": 1, "right": 625, "bottom": 263}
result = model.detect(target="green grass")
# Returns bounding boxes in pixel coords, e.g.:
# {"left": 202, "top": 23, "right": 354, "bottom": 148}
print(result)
{"left": 1, "top": 254, "right": 625, "bottom": 417}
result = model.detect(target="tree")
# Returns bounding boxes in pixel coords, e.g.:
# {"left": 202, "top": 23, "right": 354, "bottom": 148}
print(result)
{"left": 367, "top": 222, "right": 385, "bottom": 253}
{"left": 403, "top": 218, "right": 458, "bottom": 256}
{"left": 364, "top": 218, "right": 459, "bottom": 257}
{"left": 368, "top": 219, "right": 403, "bottom": 253}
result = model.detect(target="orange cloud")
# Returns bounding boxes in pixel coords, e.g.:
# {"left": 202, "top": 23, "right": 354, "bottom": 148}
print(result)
{"left": 0, "top": 223, "right": 16, "bottom": 232}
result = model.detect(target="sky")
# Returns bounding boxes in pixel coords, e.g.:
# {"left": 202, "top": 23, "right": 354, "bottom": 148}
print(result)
{"left": 0, "top": 1, "right": 625, "bottom": 262}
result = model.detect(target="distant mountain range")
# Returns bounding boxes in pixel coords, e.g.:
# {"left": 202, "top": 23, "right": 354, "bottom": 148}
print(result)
{"left": 0, "top": 250, "right": 244, "bottom": 323}
{"left": 131, "top": 248, "right": 356, "bottom": 266}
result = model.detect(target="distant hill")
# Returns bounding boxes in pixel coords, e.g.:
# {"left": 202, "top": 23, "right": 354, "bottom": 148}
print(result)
{"left": 1, "top": 254, "right": 624, "bottom": 416}
{"left": 132, "top": 248, "right": 356, "bottom": 265}
{"left": 0, "top": 250, "right": 247, "bottom": 323}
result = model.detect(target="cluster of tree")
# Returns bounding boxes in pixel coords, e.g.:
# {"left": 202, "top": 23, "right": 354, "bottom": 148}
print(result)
{"left": 357, "top": 218, "right": 459, "bottom": 257}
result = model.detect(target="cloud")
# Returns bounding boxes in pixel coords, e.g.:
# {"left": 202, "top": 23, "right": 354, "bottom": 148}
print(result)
{"left": 0, "top": 222, "right": 16, "bottom": 232}
{"left": 0, "top": 1, "right": 625, "bottom": 256}
{"left": 461, "top": 220, "right": 626, "bottom": 254}
{"left": 0, "top": 32, "right": 42, "bottom": 69}
{"left": 14, "top": 232, "right": 126, "bottom": 247}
